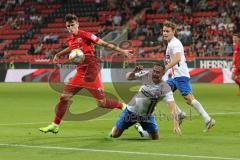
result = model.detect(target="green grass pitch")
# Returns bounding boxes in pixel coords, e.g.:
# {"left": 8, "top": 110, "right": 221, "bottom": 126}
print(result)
{"left": 0, "top": 83, "right": 240, "bottom": 160}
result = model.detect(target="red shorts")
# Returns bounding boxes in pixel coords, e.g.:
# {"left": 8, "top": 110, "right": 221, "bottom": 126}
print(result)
{"left": 62, "top": 83, "right": 105, "bottom": 100}
{"left": 64, "top": 68, "right": 104, "bottom": 100}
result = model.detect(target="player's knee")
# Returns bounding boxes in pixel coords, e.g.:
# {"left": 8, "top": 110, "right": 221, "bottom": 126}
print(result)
{"left": 183, "top": 97, "right": 191, "bottom": 105}
{"left": 186, "top": 100, "right": 192, "bottom": 105}
{"left": 113, "top": 132, "right": 122, "bottom": 138}
{"left": 59, "top": 94, "right": 71, "bottom": 102}
{"left": 97, "top": 99, "right": 106, "bottom": 108}
{"left": 111, "top": 128, "right": 122, "bottom": 138}
{"left": 151, "top": 135, "right": 159, "bottom": 140}
{"left": 111, "top": 132, "right": 121, "bottom": 138}
{"left": 184, "top": 95, "right": 194, "bottom": 105}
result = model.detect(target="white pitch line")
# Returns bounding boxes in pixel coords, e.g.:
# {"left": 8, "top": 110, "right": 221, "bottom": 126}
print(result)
{"left": 0, "top": 112, "right": 240, "bottom": 126}
{"left": 0, "top": 143, "right": 239, "bottom": 160}
{"left": 209, "top": 112, "right": 240, "bottom": 115}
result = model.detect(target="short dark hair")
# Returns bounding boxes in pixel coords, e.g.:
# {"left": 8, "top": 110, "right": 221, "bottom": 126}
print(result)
{"left": 65, "top": 13, "right": 78, "bottom": 23}
{"left": 233, "top": 32, "right": 239, "bottom": 37}
{"left": 163, "top": 20, "right": 177, "bottom": 31}
{"left": 154, "top": 62, "right": 165, "bottom": 70}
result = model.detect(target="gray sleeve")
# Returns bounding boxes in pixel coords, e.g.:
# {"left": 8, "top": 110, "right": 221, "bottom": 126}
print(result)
{"left": 161, "top": 82, "right": 172, "bottom": 95}
{"left": 163, "top": 91, "right": 174, "bottom": 102}
{"left": 161, "top": 82, "right": 174, "bottom": 103}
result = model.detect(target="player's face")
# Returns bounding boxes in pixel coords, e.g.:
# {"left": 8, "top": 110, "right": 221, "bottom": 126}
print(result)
{"left": 232, "top": 35, "right": 239, "bottom": 46}
{"left": 152, "top": 65, "right": 164, "bottom": 83}
{"left": 66, "top": 20, "right": 79, "bottom": 36}
{"left": 163, "top": 26, "right": 175, "bottom": 42}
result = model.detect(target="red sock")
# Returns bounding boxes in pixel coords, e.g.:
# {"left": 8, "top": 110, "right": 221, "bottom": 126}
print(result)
{"left": 53, "top": 97, "right": 70, "bottom": 125}
{"left": 103, "top": 99, "right": 123, "bottom": 110}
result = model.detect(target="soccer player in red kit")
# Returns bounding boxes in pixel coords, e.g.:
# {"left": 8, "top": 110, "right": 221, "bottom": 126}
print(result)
{"left": 39, "top": 14, "right": 133, "bottom": 133}
{"left": 232, "top": 33, "right": 240, "bottom": 96}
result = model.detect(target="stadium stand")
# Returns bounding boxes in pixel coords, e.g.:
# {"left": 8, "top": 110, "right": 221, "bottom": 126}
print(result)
{"left": 0, "top": 0, "right": 239, "bottom": 66}
{"left": 127, "top": 0, "right": 239, "bottom": 58}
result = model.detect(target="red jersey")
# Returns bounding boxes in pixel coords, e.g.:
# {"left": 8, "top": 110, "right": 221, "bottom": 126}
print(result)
{"left": 233, "top": 43, "right": 240, "bottom": 68}
{"left": 67, "top": 30, "right": 99, "bottom": 55}
{"left": 67, "top": 30, "right": 100, "bottom": 68}
{"left": 67, "top": 30, "right": 102, "bottom": 88}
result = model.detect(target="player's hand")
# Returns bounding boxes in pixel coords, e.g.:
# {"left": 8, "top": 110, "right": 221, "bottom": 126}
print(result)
{"left": 133, "top": 65, "right": 144, "bottom": 73}
{"left": 164, "top": 64, "right": 170, "bottom": 73}
{"left": 53, "top": 54, "right": 60, "bottom": 64}
{"left": 174, "top": 126, "right": 182, "bottom": 135}
{"left": 122, "top": 49, "right": 134, "bottom": 57}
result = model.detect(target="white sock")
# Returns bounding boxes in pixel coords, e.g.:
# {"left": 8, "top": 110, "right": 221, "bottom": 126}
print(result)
{"left": 137, "top": 125, "right": 150, "bottom": 138}
{"left": 191, "top": 99, "right": 211, "bottom": 123}
{"left": 141, "top": 130, "right": 150, "bottom": 137}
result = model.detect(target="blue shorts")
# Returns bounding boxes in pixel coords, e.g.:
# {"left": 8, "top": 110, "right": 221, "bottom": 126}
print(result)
{"left": 115, "top": 108, "right": 158, "bottom": 134}
{"left": 167, "top": 76, "right": 192, "bottom": 96}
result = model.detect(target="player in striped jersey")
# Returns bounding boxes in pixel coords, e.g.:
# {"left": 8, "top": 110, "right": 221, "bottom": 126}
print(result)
{"left": 109, "top": 63, "right": 181, "bottom": 140}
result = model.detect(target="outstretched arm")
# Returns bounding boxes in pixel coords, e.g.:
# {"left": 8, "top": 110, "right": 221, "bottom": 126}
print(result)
{"left": 96, "top": 39, "right": 133, "bottom": 57}
{"left": 167, "top": 101, "right": 181, "bottom": 135}
{"left": 126, "top": 66, "right": 144, "bottom": 80}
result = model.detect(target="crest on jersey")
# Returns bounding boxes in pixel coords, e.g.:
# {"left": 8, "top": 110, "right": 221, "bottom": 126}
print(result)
{"left": 78, "top": 38, "right": 82, "bottom": 43}
{"left": 165, "top": 54, "right": 171, "bottom": 63}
